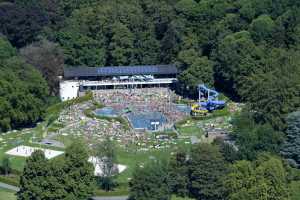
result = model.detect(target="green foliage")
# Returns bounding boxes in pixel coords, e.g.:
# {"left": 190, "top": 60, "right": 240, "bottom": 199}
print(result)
{"left": 95, "top": 137, "right": 118, "bottom": 191}
{"left": 63, "top": 141, "right": 96, "bottom": 199}
{"left": 168, "top": 150, "right": 189, "bottom": 197}
{"left": 225, "top": 154, "right": 290, "bottom": 200}
{"left": 129, "top": 160, "right": 171, "bottom": 200}
{"left": 1, "top": 156, "right": 11, "bottom": 175}
{"left": 0, "top": 2, "right": 50, "bottom": 47}
{"left": 0, "top": 47, "right": 49, "bottom": 132}
{"left": 213, "top": 138, "right": 240, "bottom": 163}
{"left": 242, "top": 49, "right": 300, "bottom": 130}
{"left": 214, "top": 31, "right": 264, "bottom": 99}
{"left": 189, "top": 143, "right": 228, "bottom": 200}
{"left": 0, "top": 36, "right": 16, "bottom": 60}
{"left": 16, "top": 141, "right": 95, "bottom": 200}
{"left": 17, "top": 150, "right": 50, "bottom": 200}
{"left": 250, "top": 14, "right": 275, "bottom": 42}
{"left": 232, "top": 111, "right": 284, "bottom": 160}
{"left": 178, "top": 56, "right": 214, "bottom": 96}
{"left": 281, "top": 111, "right": 300, "bottom": 167}
{"left": 109, "top": 22, "right": 135, "bottom": 66}
{"left": 20, "top": 39, "right": 64, "bottom": 95}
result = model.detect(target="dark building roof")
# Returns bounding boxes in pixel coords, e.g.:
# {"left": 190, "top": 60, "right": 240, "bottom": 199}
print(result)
{"left": 64, "top": 65, "right": 178, "bottom": 78}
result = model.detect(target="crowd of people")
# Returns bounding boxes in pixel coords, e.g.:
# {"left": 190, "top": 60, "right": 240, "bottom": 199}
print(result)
{"left": 93, "top": 88, "right": 189, "bottom": 125}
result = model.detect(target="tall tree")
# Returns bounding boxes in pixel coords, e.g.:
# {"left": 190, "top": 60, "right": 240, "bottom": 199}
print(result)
{"left": 281, "top": 111, "right": 300, "bottom": 168}
{"left": 178, "top": 56, "right": 214, "bottom": 97}
{"left": 214, "top": 31, "right": 264, "bottom": 100}
{"left": 189, "top": 143, "right": 228, "bottom": 200}
{"left": 0, "top": 43, "right": 49, "bottom": 132}
{"left": 241, "top": 49, "right": 300, "bottom": 130}
{"left": 129, "top": 159, "right": 171, "bottom": 200}
{"left": 108, "top": 22, "right": 135, "bottom": 66}
{"left": 63, "top": 141, "right": 96, "bottom": 199}
{"left": 17, "top": 150, "right": 50, "bottom": 200}
{"left": 0, "top": 2, "right": 49, "bottom": 47}
{"left": 225, "top": 154, "right": 290, "bottom": 200}
{"left": 1, "top": 156, "right": 11, "bottom": 175}
{"left": 94, "top": 137, "right": 118, "bottom": 191}
{"left": 168, "top": 149, "right": 189, "bottom": 197}
{"left": 232, "top": 111, "right": 284, "bottom": 160}
{"left": 20, "top": 39, "right": 64, "bottom": 95}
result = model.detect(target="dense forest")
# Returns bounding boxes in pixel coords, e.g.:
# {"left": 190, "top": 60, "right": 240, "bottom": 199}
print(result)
{"left": 1, "top": 0, "right": 300, "bottom": 199}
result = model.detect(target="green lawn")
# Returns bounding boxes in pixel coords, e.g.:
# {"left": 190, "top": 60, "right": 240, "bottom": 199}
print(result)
{"left": 171, "top": 195, "right": 195, "bottom": 200}
{"left": 177, "top": 125, "right": 203, "bottom": 137}
{"left": 290, "top": 181, "right": 300, "bottom": 200}
{"left": 0, "top": 188, "right": 16, "bottom": 200}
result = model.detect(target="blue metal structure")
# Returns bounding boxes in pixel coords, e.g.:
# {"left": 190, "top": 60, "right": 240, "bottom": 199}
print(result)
{"left": 198, "top": 84, "right": 226, "bottom": 111}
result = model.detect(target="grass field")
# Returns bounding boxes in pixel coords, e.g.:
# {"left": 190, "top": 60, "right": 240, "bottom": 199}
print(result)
{"left": 290, "top": 181, "right": 300, "bottom": 200}
{"left": 0, "top": 188, "right": 16, "bottom": 200}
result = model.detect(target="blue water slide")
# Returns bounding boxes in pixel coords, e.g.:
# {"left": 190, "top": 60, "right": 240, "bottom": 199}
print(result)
{"left": 198, "top": 84, "right": 226, "bottom": 111}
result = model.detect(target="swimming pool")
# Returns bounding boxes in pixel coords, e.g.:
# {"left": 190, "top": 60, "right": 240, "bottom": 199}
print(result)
{"left": 127, "top": 112, "right": 167, "bottom": 131}
{"left": 94, "top": 107, "right": 119, "bottom": 117}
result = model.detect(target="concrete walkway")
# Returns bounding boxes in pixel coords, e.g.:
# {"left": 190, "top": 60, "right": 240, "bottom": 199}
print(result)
{"left": 0, "top": 182, "right": 19, "bottom": 191}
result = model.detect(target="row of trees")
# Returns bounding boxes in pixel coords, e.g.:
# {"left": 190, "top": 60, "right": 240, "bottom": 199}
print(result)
{"left": 129, "top": 142, "right": 297, "bottom": 200}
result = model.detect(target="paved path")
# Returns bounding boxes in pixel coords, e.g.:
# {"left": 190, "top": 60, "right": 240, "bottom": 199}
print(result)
{"left": 0, "top": 182, "right": 19, "bottom": 191}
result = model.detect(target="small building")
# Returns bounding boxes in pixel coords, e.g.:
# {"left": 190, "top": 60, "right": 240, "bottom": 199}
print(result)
{"left": 60, "top": 65, "right": 178, "bottom": 101}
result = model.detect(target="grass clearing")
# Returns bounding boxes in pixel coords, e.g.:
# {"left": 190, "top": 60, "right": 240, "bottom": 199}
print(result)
{"left": 0, "top": 188, "right": 16, "bottom": 200}
{"left": 290, "top": 181, "right": 300, "bottom": 200}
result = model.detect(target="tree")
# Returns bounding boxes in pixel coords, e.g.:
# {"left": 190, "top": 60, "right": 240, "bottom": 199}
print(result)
{"left": 281, "top": 111, "right": 300, "bottom": 168}
{"left": 214, "top": 31, "right": 265, "bottom": 100}
{"left": 189, "top": 143, "right": 228, "bottom": 200}
{"left": 129, "top": 159, "right": 171, "bottom": 200}
{"left": 178, "top": 56, "right": 214, "bottom": 97}
{"left": 250, "top": 14, "right": 275, "bottom": 43}
{"left": 17, "top": 150, "right": 50, "bottom": 200}
{"left": 63, "top": 141, "right": 95, "bottom": 200}
{"left": 0, "top": 2, "right": 50, "bottom": 47}
{"left": 1, "top": 156, "right": 11, "bottom": 175}
{"left": 0, "top": 36, "right": 16, "bottom": 60}
{"left": 168, "top": 149, "right": 189, "bottom": 197}
{"left": 213, "top": 138, "right": 240, "bottom": 163}
{"left": 225, "top": 154, "right": 290, "bottom": 200}
{"left": 241, "top": 49, "right": 300, "bottom": 130}
{"left": 94, "top": 137, "right": 118, "bottom": 191}
{"left": 232, "top": 111, "right": 284, "bottom": 160}
{"left": 0, "top": 54, "right": 49, "bottom": 132}
{"left": 108, "top": 22, "right": 135, "bottom": 66}
{"left": 56, "top": 30, "right": 106, "bottom": 67}
{"left": 20, "top": 39, "right": 64, "bottom": 95}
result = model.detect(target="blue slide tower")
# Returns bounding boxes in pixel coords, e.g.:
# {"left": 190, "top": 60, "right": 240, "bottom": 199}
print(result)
{"left": 197, "top": 84, "right": 226, "bottom": 111}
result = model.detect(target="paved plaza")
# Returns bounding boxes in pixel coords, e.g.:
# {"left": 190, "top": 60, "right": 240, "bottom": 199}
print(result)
{"left": 6, "top": 145, "right": 64, "bottom": 159}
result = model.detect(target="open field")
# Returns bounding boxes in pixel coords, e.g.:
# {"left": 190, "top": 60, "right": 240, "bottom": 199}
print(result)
{"left": 0, "top": 188, "right": 16, "bottom": 200}
{"left": 290, "top": 181, "right": 300, "bottom": 200}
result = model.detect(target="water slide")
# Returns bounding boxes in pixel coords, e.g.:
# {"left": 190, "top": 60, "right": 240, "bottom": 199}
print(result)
{"left": 191, "top": 84, "right": 226, "bottom": 114}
